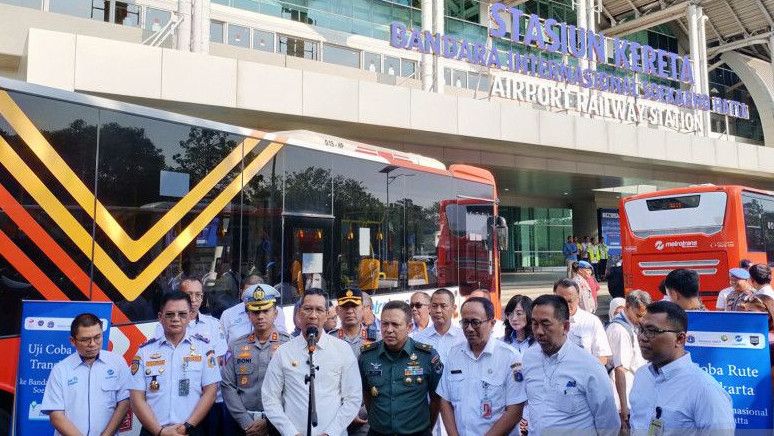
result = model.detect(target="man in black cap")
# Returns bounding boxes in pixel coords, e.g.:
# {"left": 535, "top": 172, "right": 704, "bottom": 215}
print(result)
{"left": 329, "top": 287, "right": 381, "bottom": 435}
{"left": 329, "top": 287, "right": 381, "bottom": 358}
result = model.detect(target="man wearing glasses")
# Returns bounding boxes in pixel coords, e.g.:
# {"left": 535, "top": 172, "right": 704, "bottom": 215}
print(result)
{"left": 155, "top": 278, "right": 230, "bottom": 432}
{"left": 629, "top": 301, "right": 734, "bottom": 434}
{"left": 437, "top": 297, "right": 526, "bottom": 436}
{"left": 409, "top": 292, "right": 431, "bottom": 337}
{"left": 262, "top": 288, "right": 362, "bottom": 436}
{"left": 41, "top": 313, "right": 130, "bottom": 436}
{"left": 130, "top": 291, "right": 221, "bottom": 436}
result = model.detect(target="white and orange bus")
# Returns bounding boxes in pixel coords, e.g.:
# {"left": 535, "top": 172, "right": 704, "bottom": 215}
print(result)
{"left": 0, "top": 77, "right": 507, "bottom": 431}
{"left": 619, "top": 185, "right": 774, "bottom": 305}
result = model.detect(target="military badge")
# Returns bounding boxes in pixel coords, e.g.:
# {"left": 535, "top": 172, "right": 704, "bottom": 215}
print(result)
{"left": 206, "top": 350, "right": 216, "bottom": 368}
{"left": 130, "top": 355, "right": 141, "bottom": 375}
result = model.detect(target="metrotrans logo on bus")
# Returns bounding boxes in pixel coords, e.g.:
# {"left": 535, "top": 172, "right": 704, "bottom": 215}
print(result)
{"left": 654, "top": 240, "right": 698, "bottom": 250}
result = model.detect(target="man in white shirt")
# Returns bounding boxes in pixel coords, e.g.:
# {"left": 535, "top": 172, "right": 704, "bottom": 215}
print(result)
{"left": 606, "top": 290, "right": 651, "bottom": 429}
{"left": 629, "top": 301, "right": 734, "bottom": 434}
{"left": 414, "top": 288, "right": 465, "bottom": 436}
{"left": 41, "top": 313, "right": 130, "bottom": 436}
{"left": 523, "top": 295, "right": 620, "bottom": 436}
{"left": 409, "top": 291, "right": 431, "bottom": 336}
{"left": 262, "top": 288, "right": 362, "bottom": 436}
{"left": 221, "top": 283, "right": 287, "bottom": 344}
{"left": 553, "top": 278, "right": 612, "bottom": 365}
{"left": 414, "top": 288, "right": 465, "bottom": 363}
{"left": 751, "top": 264, "right": 774, "bottom": 299}
{"left": 438, "top": 297, "right": 525, "bottom": 436}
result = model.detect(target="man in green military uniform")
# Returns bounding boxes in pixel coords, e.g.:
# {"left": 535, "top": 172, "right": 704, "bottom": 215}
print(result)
{"left": 221, "top": 285, "right": 290, "bottom": 435}
{"left": 359, "top": 300, "right": 443, "bottom": 436}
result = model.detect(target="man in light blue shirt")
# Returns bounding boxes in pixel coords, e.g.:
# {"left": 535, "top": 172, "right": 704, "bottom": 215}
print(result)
{"left": 41, "top": 313, "right": 130, "bottom": 436}
{"left": 523, "top": 294, "right": 619, "bottom": 436}
{"left": 562, "top": 236, "right": 578, "bottom": 278}
{"left": 629, "top": 301, "right": 734, "bottom": 435}
{"left": 129, "top": 291, "right": 221, "bottom": 436}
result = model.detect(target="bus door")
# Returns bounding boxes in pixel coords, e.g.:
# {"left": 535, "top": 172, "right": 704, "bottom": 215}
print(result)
{"left": 448, "top": 199, "right": 496, "bottom": 295}
{"left": 280, "top": 213, "right": 333, "bottom": 303}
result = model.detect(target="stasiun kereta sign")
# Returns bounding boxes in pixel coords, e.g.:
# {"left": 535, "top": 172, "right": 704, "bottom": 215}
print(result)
{"left": 390, "top": 3, "right": 750, "bottom": 133}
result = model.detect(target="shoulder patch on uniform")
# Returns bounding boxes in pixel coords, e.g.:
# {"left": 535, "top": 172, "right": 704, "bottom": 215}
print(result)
{"left": 139, "top": 337, "right": 158, "bottom": 348}
{"left": 130, "top": 355, "right": 141, "bottom": 375}
{"left": 360, "top": 341, "right": 378, "bottom": 353}
{"left": 414, "top": 341, "right": 433, "bottom": 353}
{"left": 247, "top": 333, "right": 256, "bottom": 343}
{"left": 193, "top": 333, "right": 210, "bottom": 344}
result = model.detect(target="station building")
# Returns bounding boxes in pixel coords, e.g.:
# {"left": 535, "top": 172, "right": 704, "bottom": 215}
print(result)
{"left": 0, "top": 0, "right": 771, "bottom": 270}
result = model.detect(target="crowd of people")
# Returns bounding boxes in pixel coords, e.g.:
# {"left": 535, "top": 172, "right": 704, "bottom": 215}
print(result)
{"left": 38, "top": 262, "right": 770, "bottom": 436}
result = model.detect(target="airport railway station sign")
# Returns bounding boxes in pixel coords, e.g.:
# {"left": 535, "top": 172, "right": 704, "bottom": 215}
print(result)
{"left": 389, "top": 4, "right": 750, "bottom": 133}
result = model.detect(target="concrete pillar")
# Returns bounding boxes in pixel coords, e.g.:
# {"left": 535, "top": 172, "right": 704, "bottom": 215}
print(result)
{"left": 177, "top": 0, "right": 192, "bottom": 52}
{"left": 770, "top": 33, "right": 774, "bottom": 79}
{"left": 699, "top": 12, "right": 710, "bottom": 135}
{"left": 432, "top": 0, "right": 444, "bottom": 93}
{"left": 421, "top": 0, "right": 433, "bottom": 91}
{"left": 577, "top": 0, "right": 588, "bottom": 70}
{"left": 587, "top": 0, "right": 596, "bottom": 70}
{"left": 687, "top": 4, "right": 701, "bottom": 95}
{"left": 571, "top": 199, "right": 599, "bottom": 240}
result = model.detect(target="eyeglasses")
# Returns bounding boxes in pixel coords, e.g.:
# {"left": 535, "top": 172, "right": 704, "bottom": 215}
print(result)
{"left": 637, "top": 326, "right": 683, "bottom": 339}
{"left": 301, "top": 306, "right": 327, "bottom": 315}
{"left": 74, "top": 334, "right": 102, "bottom": 345}
{"left": 186, "top": 292, "right": 204, "bottom": 301}
{"left": 163, "top": 311, "right": 189, "bottom": 320}
{"left": 460, "top": 318, "right": 492, "bottom": 329}
{"left": 410, "top": 303, "right": 428, "bottom": 309}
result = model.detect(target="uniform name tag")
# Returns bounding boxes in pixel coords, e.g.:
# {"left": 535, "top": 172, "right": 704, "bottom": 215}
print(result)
{"left": 366, "top": 370, "right": 382, "bottom": 377}
{"left": 184, "top": 355, "right": 202, "bottom": 363}
{"left": 450, "top": 369, "right": 462, "bottom": 374}
{"left": 146, "top": 360, "right": 165, "bottom": 367}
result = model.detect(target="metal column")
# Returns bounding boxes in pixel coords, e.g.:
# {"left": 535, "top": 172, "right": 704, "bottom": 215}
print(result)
{"left": 432, "top": 0, "right": 445, "bottom": 93}
{"left": 421, "top": 0, "right": 433, "bottom": 91}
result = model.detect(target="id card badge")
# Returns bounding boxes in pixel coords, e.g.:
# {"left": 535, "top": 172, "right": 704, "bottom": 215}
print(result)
{"left": 179, "top": 378, "right": 190, "bottom": 397}
{"left": 648, "top": 418, "right": 664, "bottom": 436}
{"left": 480, "top": 400, "right": 492, "bottom": 419}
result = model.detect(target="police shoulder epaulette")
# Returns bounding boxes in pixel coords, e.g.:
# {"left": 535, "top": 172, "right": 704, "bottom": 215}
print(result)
{"left": 414, "top": 341, "right": 434, "bottom": 353}
{"left": 192, "top": 333, "right": 210, "bottom": 344}
{"left": 139, "top": 337, "right": 158, "bottom": 348}
{"left": 360, "top": 341, "right": 378, "bottom": 353}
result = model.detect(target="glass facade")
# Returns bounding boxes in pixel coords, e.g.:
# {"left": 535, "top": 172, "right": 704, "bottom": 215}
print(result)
{"left": 709, "top": 66, "right": 764, "bottom": 142}
{"left": 499, "top": 206, "right": 573, "bottom": 270}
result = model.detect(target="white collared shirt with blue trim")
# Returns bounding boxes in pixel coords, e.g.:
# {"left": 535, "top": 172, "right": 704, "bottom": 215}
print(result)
{"left": 129, "top": 330, "right": 221, "bottom": 426}
{"left": 41, "top": 350, "right": 130, "bottom": 436}
{"left": 629, "top": 352, "right": 734, "bottom": 435}
{"left": 437, "top": 338, "right": 527, "bottom": 435}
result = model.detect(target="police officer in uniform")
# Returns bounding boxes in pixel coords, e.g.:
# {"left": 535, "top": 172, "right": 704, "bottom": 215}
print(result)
{"left": 329, "top": 287, "right": 381, "bottom": 357}
{"left": 221, "top": 286, "right": 290, "bottom": 435}
{"left": 129, "top": 291, "right": 221, "bottom": 436}
{"left": 359, "top": 300, "right": 443, "bottom": 436}
{"left": 330, "top": 287, "right": 380, "bottom": 435}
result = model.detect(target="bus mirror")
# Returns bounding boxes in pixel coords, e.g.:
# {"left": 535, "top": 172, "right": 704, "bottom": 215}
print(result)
{"left": 495, "top": 216, "right": 508, "bottom": 250}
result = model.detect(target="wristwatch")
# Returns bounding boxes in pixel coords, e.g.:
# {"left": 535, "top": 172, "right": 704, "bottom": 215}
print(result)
{"left": 183, "top": 422, "right": 195, "bottom": 434}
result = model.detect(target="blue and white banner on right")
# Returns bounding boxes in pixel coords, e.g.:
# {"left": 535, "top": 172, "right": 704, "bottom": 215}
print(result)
{"left": 686, "top": 311, "right": 773, "bottom": 430}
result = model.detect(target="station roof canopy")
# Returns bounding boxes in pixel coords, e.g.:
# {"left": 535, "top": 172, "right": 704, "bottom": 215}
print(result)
{"left": 597, "top": 0, "right": 773, "bottom": 62}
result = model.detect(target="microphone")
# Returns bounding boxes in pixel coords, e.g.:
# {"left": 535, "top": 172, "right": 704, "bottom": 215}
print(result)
{"left": 306, "top": 326, "right": 319, "bottom": 353}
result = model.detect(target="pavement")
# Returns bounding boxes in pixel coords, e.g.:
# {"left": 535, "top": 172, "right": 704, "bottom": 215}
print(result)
{"left": 501, "top": 270, "right": 614, "bottom": 322}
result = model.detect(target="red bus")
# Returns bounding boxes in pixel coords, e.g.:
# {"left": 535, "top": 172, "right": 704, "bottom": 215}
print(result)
{"left": 0, "top": 78, "right": 506, "bottom": 431}
{"left": 619, "top": 185, "right": 774, "bottom": 305}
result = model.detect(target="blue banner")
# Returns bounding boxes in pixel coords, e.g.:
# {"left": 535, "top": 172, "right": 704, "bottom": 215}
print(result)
{"left": 686, "top": 311, "right": 772, "bottom": 430}
{"left": 13, "top": 300, "right": 113, "bottom": 436}
{"left": 597, "top": 208, "right": 621, "bottom": 257}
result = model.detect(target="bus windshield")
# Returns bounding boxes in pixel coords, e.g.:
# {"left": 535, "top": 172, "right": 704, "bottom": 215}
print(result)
{"left": 624, "top": 192, "right": 728, "bottom": 238}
